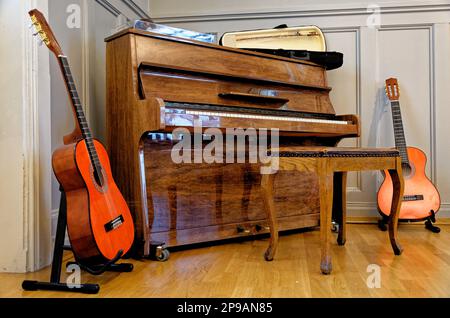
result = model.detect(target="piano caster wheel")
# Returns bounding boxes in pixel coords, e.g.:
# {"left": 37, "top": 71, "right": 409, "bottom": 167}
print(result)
{"left": 331, "top": 221, "right": 339, "bottom": 233}
{"left": 377, "top": 219, "right": 387, "bottom": 232}
{"left": 156, "top": 249, "right": 170, "bottom": 262}
{"left": 148, "top": 242, "right": 170, "bottom": 262}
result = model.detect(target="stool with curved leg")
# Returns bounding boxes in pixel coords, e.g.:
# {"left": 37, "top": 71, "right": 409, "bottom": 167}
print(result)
{"left": 261, "top": 147, "right": 404, "bottom": 275}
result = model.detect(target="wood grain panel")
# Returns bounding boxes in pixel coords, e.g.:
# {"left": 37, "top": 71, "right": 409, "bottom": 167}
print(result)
{"left": 140, "top": 66, "right": 334, "bottom": 114}
{"left": 129, "top": 30, "right": 328, "bottom": 88}
{"left": 143, "top": 134, "right": 320, "bottom": 246}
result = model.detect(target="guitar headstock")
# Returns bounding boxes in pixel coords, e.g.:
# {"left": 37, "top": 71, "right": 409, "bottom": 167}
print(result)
{"left": 385, "top": 77, "right": 400, "bottom": 101}
{"left": 29, "top": 9, "right": 63, "bottom": 56}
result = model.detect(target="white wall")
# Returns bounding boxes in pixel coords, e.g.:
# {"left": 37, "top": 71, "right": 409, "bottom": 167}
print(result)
{"left": 0, "top": 0, "right": 51, "bottom": 272}
{"left": 147, "top": 0, "right": 450, "bottom": 217}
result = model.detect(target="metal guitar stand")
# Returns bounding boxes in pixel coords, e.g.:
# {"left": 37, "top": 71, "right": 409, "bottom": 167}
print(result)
{"left": 22, "top": 188, "right": 133, "bottom": 294}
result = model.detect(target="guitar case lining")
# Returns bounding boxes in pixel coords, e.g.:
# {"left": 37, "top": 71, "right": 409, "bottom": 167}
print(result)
{"left": 220, "top": 24, "right": 343, "bottom": 70}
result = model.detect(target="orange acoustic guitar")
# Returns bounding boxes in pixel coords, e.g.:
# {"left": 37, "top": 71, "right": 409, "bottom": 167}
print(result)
{"left": 29, "top": 10, "right": 135, "bottom": 265}
{"left": 377, "top": 78, "right": 441, "bottom": 233}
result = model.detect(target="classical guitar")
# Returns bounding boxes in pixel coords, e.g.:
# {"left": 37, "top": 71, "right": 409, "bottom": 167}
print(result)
{"left": 29, "top": 9, "right": 135, "bottom": 264}
{"left": 377, "top": 78, "right": 440, "bottom": 232}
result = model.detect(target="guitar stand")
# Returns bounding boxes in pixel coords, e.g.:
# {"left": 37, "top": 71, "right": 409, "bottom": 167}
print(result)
{"left": 377, "top": 210, "right": 441, "bottom": 234}
{"left": 377, "top": 216, "right": 388, "bottom": 232}
{"left": 425, "top": 210, "right": 441, "bottom": 233}
{"left": 22, "top": 189, "right": 133, "bottom": 294}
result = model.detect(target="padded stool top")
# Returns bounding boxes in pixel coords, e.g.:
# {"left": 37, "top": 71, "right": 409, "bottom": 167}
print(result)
{"left": 271, "top": 147, "right": 399, "bottom": 158}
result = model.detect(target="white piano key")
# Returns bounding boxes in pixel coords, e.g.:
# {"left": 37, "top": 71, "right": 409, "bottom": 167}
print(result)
{"left": 184, "top": 110, "right": 350, "bottom": 125}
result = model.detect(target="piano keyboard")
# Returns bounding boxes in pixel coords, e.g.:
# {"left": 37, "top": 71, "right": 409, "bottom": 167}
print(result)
{"left": 185, "top": 110, "right": 350, "bottom": 126}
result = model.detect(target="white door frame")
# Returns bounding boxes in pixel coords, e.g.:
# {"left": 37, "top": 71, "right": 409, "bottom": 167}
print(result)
{"left": 0, "top": 0, "right": 52, "bottom": 273}
{"left": 23, "top": 0, "right": 52, "bottom": 272}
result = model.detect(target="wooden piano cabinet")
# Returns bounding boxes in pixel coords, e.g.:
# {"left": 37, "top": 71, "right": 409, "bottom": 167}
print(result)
{"left": 105, "top": 29, "right": 358, "bottom": 256}
{"left": 143, "top": 134, "right": 320, "bottom": 247}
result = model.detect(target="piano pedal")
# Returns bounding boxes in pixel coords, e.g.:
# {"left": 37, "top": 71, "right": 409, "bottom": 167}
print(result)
{"left": 425, "top": 210, "right": 440, "bottom": 233}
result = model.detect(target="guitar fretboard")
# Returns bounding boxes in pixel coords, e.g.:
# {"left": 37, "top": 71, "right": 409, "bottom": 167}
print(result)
{"left": 59, "top": 56, "right": 102, "bottom": 175}
{"left": 390, "top": 101, "right": 409, "bottom": 165}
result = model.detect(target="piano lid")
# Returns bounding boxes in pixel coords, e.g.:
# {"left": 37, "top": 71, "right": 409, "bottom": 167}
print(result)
{"left": 105, "top": 28, "right": 322, "bottom": 68}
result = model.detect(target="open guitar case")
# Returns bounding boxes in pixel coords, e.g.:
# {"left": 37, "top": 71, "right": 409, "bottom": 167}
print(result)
{"left": 220, "top": 24, "right": 343, "bottom": 70}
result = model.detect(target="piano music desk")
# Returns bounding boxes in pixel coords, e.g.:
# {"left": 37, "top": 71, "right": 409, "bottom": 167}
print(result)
{"left": 261, "top": 147, "right": 404, "bottom": 274}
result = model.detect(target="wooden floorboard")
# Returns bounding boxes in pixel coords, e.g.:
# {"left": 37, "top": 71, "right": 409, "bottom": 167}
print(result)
{"left": 1, "top": 224, "right": 450, "bottom": 298}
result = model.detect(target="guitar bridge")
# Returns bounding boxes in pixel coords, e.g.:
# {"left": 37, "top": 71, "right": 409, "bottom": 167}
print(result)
{"left": 403, "top": 195, "right": 424, "bottom": 201}
{"left": 104, "top": 215, "right": 124, "bottom": 232}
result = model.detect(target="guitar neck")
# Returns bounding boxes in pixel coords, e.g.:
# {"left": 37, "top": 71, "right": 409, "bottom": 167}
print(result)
{"left": 58, "top": 55, "right": 101, "bottom": 170}
{"left": 390, "top": 100, "right": 410, "bottom": 165}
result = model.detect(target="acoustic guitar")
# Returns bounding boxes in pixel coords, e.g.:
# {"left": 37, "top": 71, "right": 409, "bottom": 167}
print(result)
{"left": 29, "top": 9, "right": 135, "bottom": 264}
{"left": 377, "top": 78, "right": 440, "bottom": 232}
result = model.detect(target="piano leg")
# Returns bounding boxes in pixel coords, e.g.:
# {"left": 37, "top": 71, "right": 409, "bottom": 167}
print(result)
{"left": 333, "top": 171, "right": 347, "bottom": 246}
{"left": 261, "top": 173, "right": 278, "bottom": 261}
{"left": 319, "top": 163, "right": 334, "bottom": 275}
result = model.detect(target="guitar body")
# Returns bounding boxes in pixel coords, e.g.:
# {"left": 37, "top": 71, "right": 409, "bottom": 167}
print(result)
{"left": 378, "top": 146, "right": 440, "bottom": 220}
{"left": 52, "top": 139, "right": 135, "bottom": 264}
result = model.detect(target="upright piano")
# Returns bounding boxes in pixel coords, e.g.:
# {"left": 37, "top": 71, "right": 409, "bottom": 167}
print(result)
{"left": 105, "top": 28, "right": 360, "bottom": 256}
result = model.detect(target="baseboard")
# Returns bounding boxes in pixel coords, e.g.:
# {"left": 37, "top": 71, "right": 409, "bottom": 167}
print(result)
{"left": 347, "top": 216, "right": 450, "bottom": 225}
{"left": 50, "top": 203, "right": 449, "bottom": 243}
{"left": 347, "top": 202, "right": 450, "bottom": 220}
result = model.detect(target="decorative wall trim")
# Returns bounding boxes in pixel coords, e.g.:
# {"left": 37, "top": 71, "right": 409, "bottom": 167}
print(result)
{"left": 323, "top": 27, "right": 363, "bottom": 192}
{"left": 81, "top": 0, "right": 90, "bottom": 122}
{"left": 122, "top": 0, "right": 152, "bottom": 20}
{"left": 152, "top": 3, "right": 450, "bottom": 23}
{"left": 22, "top": 0, "right": 40, "bottom": 271}
{"left": 378, "top": 24, "right": 437, "bottom": 183}
{"left": 51, "top": 209, "right": 58, "bottom": 241}
{"left": 95, "top": 0, "right": 151, "bottom": 20}
{"left": 51, "top": 209, "right": 70, "bottom": 246}
{"left": 95, "top": 0, "right": 122, "bottom": 17}
{"left": 347, "top": 201, "right": 450, "bottom": 217}
{"left": 21, "top": 0, "right": 52, "bottom": 272}
{"left": 430, "top": 24, "right": 437, "bottom": 184}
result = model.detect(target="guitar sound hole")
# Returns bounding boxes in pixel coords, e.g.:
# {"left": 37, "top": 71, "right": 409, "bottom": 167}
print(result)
{"left": 402, "top": 163, "right": 413, "bottom": 178}
{"left": 94, "top": 169, "right": 104, "bottom": 187}
{"left": 90, "top": 165, "right": 108, "bottom": 192}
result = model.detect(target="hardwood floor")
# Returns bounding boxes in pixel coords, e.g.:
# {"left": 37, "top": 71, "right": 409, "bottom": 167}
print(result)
{"left": 1, "top": 224, "right": 450, "bottom": 298}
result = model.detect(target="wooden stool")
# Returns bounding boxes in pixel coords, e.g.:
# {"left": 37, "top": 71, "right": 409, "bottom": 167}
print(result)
{"left": 261, "top": 147, "right": 404, "bottom": 274}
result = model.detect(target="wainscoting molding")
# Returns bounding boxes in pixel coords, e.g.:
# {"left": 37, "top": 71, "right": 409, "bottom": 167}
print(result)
{"left": 323, "top": 27, "right": 363, "bottom": 193}
{"left": 144, "top": 3, "right": 450, "bottom": 217}
{"left": 378, "top": 24, "right": 437, "bottom": 183}
{"left": 81, "top": 0, "right": 91, "bottom": 122}
{"left": 152, "top": 2, "right": 450, "bottom": 23}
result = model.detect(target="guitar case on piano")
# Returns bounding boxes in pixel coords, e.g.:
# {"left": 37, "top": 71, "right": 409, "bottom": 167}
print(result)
{"left": 220, "top": 24, "right": 343, "bottom": 70}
